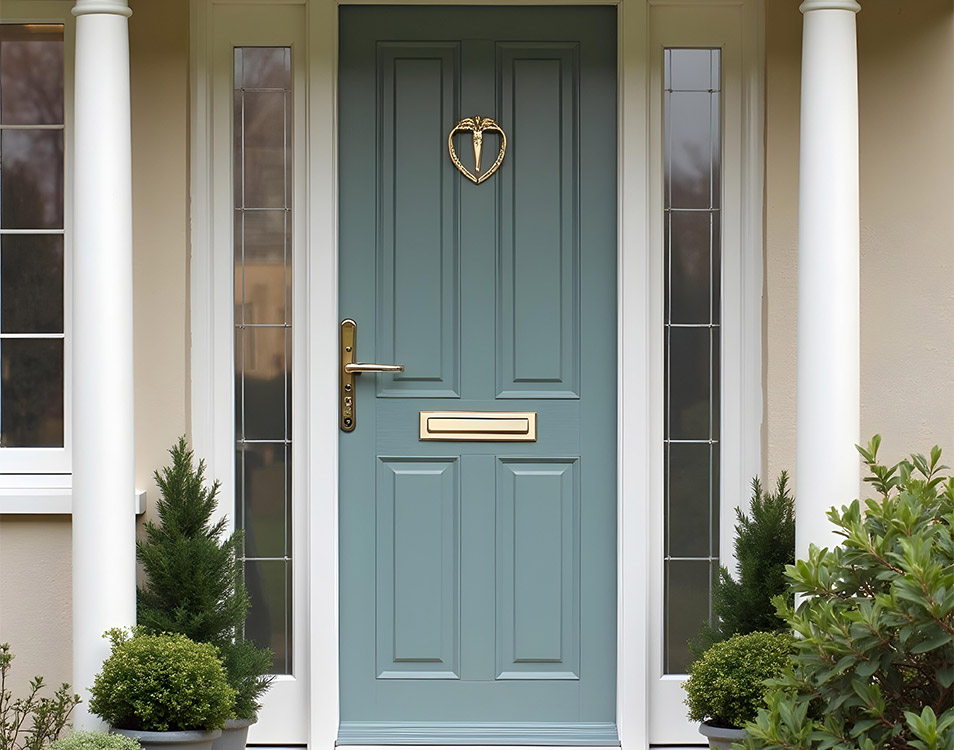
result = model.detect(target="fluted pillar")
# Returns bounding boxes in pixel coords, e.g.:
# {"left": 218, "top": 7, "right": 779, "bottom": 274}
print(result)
{"left": 71, "top": 0, "right": 135, "bottom": 728}
{"left": 796, "top": 0, "right": 861, "bottom": 558}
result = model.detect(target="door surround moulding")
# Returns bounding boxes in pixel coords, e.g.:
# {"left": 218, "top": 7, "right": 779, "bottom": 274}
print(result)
{"left": 187, "top": 1, "right": 765, "bottom": 748}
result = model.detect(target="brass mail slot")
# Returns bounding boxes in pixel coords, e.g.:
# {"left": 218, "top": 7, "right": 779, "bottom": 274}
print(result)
{"left": 419, "top": 411, "right": 537, "bottom": 441}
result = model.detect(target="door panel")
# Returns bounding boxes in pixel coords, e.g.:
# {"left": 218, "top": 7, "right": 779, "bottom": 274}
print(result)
{"left": 339, "top": 7, "right": 617, "bottom": 744}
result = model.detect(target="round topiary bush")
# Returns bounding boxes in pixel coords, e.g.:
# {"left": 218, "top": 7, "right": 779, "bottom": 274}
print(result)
{"left": 89, "top": 630, "right": 235, "bottom": 732}
{"left": 51, "top": 732, "right": 142, "bottom": 750}
{"left": 683, "top": 631, "right": 794, "bottom": 729}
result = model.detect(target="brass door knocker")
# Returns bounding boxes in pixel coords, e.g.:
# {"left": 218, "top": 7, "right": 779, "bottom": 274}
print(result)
{"left": 447, "top": 116, "right": 507, "bottom": 184}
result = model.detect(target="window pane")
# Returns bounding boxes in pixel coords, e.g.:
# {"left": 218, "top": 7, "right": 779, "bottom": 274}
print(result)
{"left": 244, "top": 559, "right": 291, "bottom": 675}
{"left": 0, "top": 25, "right": 64, "bottom": 125}
{"left": 663, "top": 48, "right": 721, "bottom": 675}
{"left": 1, "top": 234, "right": 64, "bottom": 333}
{"left": 0, "top": 129, "right": 64, "bottom": 229}
{"left": 234, "top": 46, "right": 293, "bottom": 675}
{"left": 1, "top": 338, "right": 63, "bottom": 447}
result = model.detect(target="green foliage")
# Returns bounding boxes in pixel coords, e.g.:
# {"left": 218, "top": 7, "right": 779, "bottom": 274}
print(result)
{"left": 683, "top": 631, "right": 793, "bottom": 729}
{"left": 88, "top": 630, "right": 234, "bottom": 732}
{"left": 50, "top": 732, "right": 140, "bottom": 750}
{"left": 692, "top": 473, "right": 795, "bottom": 656}
{"left": 0, "top": 644, "right": 79, "bottom": 750}
{"left": 136, "top": 438, "right": 273, "bottom": 720}
{"left": 743, "top": 436, "right": 954, "bottom": 750}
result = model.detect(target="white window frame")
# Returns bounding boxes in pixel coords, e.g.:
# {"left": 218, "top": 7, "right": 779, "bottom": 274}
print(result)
{"left": 0, "top": 1, "right": 74, "bottom": 494}
{"left": 190, "top": 0, "right": 764, "bottom": 747}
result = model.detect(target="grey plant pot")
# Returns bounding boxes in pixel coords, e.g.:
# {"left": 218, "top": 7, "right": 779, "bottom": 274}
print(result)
{"left": 210, "top": 718, "right": 255, "bottom": 750}
{"left": 699, "top": 721, "right": 747, "bottom": 750}
{"left": 112, "top": 727, "right": 222, "bottom": 750}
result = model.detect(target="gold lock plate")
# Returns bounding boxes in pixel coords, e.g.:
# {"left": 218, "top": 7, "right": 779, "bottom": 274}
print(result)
{"left": 340, "top": 319, "right": 358, "bottom": 431}
{"left": 419, "top": 411, "right": 537, "bottom": 441}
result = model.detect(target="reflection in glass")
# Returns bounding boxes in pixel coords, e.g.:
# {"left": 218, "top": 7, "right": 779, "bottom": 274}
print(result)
{"left": 1, "top": 235, "right": 64, "bottom": 334}
{"left": 0, "top": 25, "right": 64, "bottom": 125}
{"left": 234, "top": 47, "right": 293, "bottom": 676}
{"left": 1, "top": 338, "right": 63, "bottom": 447}
{"left": 0, "top": 130, "right": 64, "bottom": 229}
{"left": 663, "top": 48, "right": 722, "bottom": 674}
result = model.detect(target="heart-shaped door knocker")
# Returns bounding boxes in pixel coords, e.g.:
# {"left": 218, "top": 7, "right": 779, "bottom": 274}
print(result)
{"left": 447, "top": 116, "right": 507, "bottom": 184}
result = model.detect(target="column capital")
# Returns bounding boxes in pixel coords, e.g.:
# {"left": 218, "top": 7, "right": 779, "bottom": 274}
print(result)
{"left": 800, "top": 0, "right": 861, "bottom": 13}
{"left": 72, "top": 0, "right": 132, "bottom": 18}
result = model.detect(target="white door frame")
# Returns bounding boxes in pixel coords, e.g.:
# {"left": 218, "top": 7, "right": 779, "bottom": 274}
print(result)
{"left": 188, "top": 1, "right": 764, "bottom": 747}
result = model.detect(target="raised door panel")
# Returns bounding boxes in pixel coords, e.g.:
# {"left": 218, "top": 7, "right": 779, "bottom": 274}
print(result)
{"left": 496, "top": 45, "right": 580, "bottom": 399}
{"left": 377, "top": 44, "right": 460, "bottom": 398}
{"left": 375, "top": 457, "right": 460, "bottom": 678}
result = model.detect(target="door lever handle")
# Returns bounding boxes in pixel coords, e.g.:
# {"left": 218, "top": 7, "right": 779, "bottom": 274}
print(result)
{"left": 340, "top": 319, "right": 404, "bottom": 432}
{"left": 344, "top": 362, "right": 405, "bottom": 374}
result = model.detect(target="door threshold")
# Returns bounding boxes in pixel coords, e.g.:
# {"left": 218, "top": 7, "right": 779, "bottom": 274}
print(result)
{"left": 336, "top": 723, "right": 620, "bottom": 746}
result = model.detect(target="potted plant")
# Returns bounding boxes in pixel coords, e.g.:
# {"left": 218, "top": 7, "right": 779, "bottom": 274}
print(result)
{"left": 743, "top": 437, "right": 954, "bottom": 749}
{"left": 88, "top": 630, "right": 234, "bottom": 750}
{"left": 684, "top": 631, "right": 793, "bottom": 749}
{"left": 51, "top": 731, "right": 142, "bottom": 750}
{"left": 136, "top": 439, "right": 273, "bottom": 750}
{"left": 691, "top": 472, "right": 795, "bottom": 657}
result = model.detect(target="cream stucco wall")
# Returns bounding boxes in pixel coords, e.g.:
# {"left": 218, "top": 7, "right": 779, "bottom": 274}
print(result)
{"left": 764, "top": 0, "right": 954, "bottom": 489}
{"left": 0, "top": 0, "right": 190, "bottom": 694}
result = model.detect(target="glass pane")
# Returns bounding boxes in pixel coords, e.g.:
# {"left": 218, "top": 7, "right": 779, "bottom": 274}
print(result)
{"left": 234, "top": 210, "right": 289, "bottom": 326}
{"left": 667, "top": 211, "right": 712, "bottom": 324}
{"left": 245, "top": 559, "right": 291, "bottom": 674}
{"left": 236, "top": 47, "right": 290, "bottom": 90}
{"left": 1, "top": 234, "right": 64, "bottom": 333}
{"left": 0, "top": 129, "right": 64, "bottom": 229}
{"left": 241, "top": 91, "right": 288, "bottom": 208}
{"left": 666, "top": 559, "right": 713, "bottom": 674}
{"left": 667, "top": 326, "right": 711, "bottom": 440}
{"left": 1, "top": 338, "right": 63, "bottom": 447}
{"left": 668, "top": 91, "right": 712, "bottom": 210}
{"left": 239, "top": 326, "right": 288, "bottom": 441}
{"left": 669, "top": 48, "right": 714, "bottom": 92}
{"left": 667, "top": 442, "right": 714, "bottom": 559}
{"left": 0, "top": 25, "right": 64, "bottom": 125}
{"left": 237, "top": 442, "right": 289, "bottom": 559}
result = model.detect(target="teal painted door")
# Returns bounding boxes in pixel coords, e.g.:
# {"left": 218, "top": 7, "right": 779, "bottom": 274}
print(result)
{"left": 338, "top": 7, "right": 618, "bottom": 744}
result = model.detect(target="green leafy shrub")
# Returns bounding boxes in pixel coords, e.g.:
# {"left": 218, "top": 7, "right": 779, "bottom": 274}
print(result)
{"left": 137, "top": 438, "right": 273, "bottom": 720}
{"left": 50, "top": 733, "right": 140, "bottom": 750}
{"left": 692, "top": 473, "right": 795, "bottom": 656}
{"left": 744, "top": 436, "right": 954, "bottom": 750}
{"left": 88, "top": 630, "right": 235, "bottom": 732}
{"left": 684, "top": 631, "right": 793, "bottom": 729}
{"left": 0, "top": 644, "right": 79, "bottom": 750}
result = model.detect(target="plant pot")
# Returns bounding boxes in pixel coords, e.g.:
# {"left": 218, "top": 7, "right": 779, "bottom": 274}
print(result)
{"left": 699, "top": 721, "right": 747, "bottom": 750}
{"left": 112, "top": 728, "right": 222, "bottom": 750}
{"left": 211, "top": 718, "right": 255, "bottom": 750}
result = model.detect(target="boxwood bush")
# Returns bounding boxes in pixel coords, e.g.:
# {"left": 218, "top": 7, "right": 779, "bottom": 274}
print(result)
{"left": 683, "top": 631, "right": 793, "bottom": 729}
{"left": 88, "top": 630, "right": 234, "bottom": 732}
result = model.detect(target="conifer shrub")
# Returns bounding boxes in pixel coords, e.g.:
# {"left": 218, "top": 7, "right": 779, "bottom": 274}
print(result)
{"left": 743, "top": 437, "right": 954, "bottom": 750}
{"left": 0, "top": 644, "right": 79, "bottom": 750}
{"left": 691, "top": 473, "right": 795, "bottom": 656}
{"left": 136, "top": 438, "right": 273, "bottom": 720}
{"left": 50, "top": 732, "right": 140, "bottom": 750}
{"left": 683, "top": 631, "right": 794, "bottom": 729}
{"left": 89, "top": 630, "right": 234, "bottom": 732}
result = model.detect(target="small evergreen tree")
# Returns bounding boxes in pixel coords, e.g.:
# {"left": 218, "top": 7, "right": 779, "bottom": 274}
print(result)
{"left": 691, "top": 472, "right": 795, "bottom": 657}
{"left": 137, "top": 438, "right": 273, "bottom": 721}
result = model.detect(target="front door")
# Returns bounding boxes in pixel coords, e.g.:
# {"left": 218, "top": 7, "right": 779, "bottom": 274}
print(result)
{"left": 338, "top": 7, "right": 618, "bottom": 744}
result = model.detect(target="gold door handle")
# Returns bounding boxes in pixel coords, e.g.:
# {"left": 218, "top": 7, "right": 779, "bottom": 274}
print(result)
{"left": 340, "top": 319, "right": 404, "bottom": 432}
{"left": 344, "top": 362, "right": 405, "bottom": 374}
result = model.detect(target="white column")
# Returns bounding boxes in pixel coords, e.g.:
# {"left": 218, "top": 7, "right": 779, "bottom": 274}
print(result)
{"left": 796, "top": 0, "right": 861, "bottom": 558}
{"left": 71, "top": 0, "right": 135, "bottom": 729}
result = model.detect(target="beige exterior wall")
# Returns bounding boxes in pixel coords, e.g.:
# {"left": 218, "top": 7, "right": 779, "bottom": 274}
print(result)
{"left": 0, "top": 0, "right": 190, "bottom": 694}
{"left": 764, "top": 0, "right": 954, "bottom": 487}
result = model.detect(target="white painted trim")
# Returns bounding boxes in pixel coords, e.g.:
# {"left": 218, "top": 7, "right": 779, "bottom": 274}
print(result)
{"left": 189, "top": 1, "right": 764, "bottom": 748}
{"left": 0, "top": 488, "right": 145, "bottom": 515}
